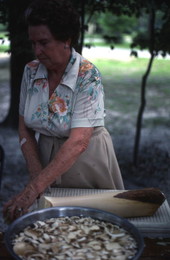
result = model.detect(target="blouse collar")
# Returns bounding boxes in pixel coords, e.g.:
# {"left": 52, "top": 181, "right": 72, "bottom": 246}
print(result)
{"left": 34, "top": 48, "right": 80, "bottom": 92}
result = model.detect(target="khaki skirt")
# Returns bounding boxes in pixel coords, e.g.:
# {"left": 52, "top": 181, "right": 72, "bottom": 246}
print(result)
{"left": 38, "top": 127, "right": 124, "bottom": 189}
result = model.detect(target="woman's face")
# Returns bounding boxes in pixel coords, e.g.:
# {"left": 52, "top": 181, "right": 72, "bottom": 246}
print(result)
{"left": 28, "top": 25, "right": 71, "bottom": 70}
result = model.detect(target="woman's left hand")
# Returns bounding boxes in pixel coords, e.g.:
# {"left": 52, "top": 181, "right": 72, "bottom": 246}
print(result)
{"left": 3, "top": 183, "right": 39, "bottom": 223}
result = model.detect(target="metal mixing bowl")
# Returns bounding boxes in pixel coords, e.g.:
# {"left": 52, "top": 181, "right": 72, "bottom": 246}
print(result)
{"left": 4, "top": 206, "right": 144, "bottom": 260}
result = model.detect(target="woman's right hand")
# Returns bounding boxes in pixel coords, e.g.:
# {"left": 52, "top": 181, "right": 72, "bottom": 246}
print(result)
{"left": 3, "top": 183, "right": 39, "bottom": 223}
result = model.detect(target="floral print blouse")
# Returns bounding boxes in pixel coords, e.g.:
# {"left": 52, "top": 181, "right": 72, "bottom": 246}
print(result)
{"left": 19, "top": 49, "right": 105, "bottom": 137}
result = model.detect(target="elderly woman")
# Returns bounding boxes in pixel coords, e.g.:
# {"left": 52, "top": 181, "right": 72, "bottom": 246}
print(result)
{"left": 4, "top": 0, "right": 124, "bottom": 221}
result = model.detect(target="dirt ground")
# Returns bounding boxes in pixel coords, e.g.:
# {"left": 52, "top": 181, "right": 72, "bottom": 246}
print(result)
{"left": 0, "top": 122, "right": 170, "bottom": 232}
{"left": 0, "top": 53, "right": 170, "bottom": 232}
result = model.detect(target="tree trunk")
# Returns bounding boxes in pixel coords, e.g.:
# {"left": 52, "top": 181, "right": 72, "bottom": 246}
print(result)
{"left": 133, "top": 54, "right": 155, "bottom": 165}
{"left": 133, "top": 3, "right": 156, "bottom": 165}
{"left": 1, "top": 0, "right": 33, "bottom": 129}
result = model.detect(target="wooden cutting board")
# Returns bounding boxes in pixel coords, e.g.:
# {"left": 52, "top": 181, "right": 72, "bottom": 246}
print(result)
{"left": 38, "top": 188, "right": 165, "bottom": 218}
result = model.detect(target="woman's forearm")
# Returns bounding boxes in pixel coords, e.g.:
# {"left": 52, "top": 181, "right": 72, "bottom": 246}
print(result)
{"left": 19, "top": 116, "right": 43, "bottom": 179}
{"left": 31, "top": 127, "right": 94, "bottom": 194}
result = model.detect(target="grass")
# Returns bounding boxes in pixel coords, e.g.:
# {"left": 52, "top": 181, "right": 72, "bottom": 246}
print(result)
{"left": 91, "top": 58, "right": 170, "bottom": 130}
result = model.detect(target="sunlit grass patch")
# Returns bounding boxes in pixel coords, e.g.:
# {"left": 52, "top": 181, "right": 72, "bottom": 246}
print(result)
{"left": 92, "top": 57, "right": 170, "bottom": 131}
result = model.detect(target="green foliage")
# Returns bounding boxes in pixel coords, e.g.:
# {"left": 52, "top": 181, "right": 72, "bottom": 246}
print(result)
{"left": 0, "top": 0, "right": 8, "bottom": 25}
{"left": 94, "top": 12, "right": 137, "bottom": 44}
{"left": 1, "top": 0, "right": 170, "bottom": 56}
{"left": 156, "top": 18, "right": 170, "bottom": 55}
{"left": 130, "top": 1, "right": 170, "bottom": 57}
{"left": 97, "top": 13, "right": 137, "bottom": 34}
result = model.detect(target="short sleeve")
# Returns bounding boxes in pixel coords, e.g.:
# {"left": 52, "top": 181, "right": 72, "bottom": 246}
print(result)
{"left": 71, "top": 63, "right": 105, "bottom": 128}
{"left": 19, "top": 61, "right": 40, "bottom": 117}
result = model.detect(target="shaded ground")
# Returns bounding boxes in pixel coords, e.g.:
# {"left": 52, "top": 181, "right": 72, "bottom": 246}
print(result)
{"left": 0, "top": 53, "right": 170, "bottom": 232}
{"left": 0, "top": 125, "right": 170, "bottom": 232}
